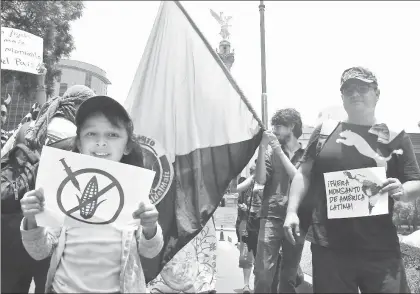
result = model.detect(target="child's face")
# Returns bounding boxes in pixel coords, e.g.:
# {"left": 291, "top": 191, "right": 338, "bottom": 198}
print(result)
{"left": 76, "top": 113, "right": 130, "bottom": 162}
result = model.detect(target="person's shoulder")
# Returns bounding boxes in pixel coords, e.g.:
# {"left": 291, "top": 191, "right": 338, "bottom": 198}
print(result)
{"left": 373, "top": 121, "right": 405, "bottom": 146}
{"left": 319, "top": 119, "right": 340, "bottom": 136}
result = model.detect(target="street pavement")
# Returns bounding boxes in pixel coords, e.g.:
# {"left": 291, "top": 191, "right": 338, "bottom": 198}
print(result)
{"left": 215, "top": 228, "right": 312, "bottom": 293}
{"left": 214, "top": 206, "right": 313, "bottom": 293}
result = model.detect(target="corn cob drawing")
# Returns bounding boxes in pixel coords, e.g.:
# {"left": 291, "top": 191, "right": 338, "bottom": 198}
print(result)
{"left": 76, "top": 176, "right": 107, "bottom": 219}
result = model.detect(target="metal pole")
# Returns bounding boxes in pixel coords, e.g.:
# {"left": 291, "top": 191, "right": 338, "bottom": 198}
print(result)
{"left": 259, "top": 0, "right": 268, "bottom": 128}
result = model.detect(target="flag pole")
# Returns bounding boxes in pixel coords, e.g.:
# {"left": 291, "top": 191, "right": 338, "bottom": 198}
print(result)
{"left": 259, "top": 0, "right": 268, "bottom": 128}
{"left": 173, "top": 1, "right": 265, "bottom": 129}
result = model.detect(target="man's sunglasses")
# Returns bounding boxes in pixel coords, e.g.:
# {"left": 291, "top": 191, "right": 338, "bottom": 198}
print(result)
{"left": 341, "top": 84, "right": 376, "bottom": 96}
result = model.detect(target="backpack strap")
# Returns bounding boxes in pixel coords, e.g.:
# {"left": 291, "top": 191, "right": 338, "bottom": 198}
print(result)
{"left": 316, "top": 119, "right": 340, "bottom": 155}
{"left": 245, "top": 180, "right": 255, "bottom": 222}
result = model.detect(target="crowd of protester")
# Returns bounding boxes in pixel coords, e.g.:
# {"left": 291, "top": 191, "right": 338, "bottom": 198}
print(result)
{"left": 1, "top": 66, "right": 419, "bottom": 293}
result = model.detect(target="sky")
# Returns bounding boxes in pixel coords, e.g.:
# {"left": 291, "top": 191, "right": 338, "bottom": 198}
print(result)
{"left": 68, "top": 1, "right": 420, "bottom": 132}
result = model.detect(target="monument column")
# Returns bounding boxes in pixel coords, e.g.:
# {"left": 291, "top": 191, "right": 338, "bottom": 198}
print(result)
{"left": 210, "top": 10, "right": 239, "bottom": 198}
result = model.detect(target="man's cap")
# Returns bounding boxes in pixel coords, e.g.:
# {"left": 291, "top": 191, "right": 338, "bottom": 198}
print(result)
{"left": 340, "top": 66, "right": 378, "bottom": 90}
{"left": 75, "top": 95, "right": 133, "bottom": 132}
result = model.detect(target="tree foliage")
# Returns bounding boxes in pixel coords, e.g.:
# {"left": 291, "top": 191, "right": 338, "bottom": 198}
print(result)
{"left": 394, "top": 199, "right": 420, "bottom": 233}
{"left": 1, "top": 1, "right": 84, "bottom": 98}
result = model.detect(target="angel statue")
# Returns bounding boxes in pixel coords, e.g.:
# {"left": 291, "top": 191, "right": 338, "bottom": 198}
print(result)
{"left": 210, "top": 9, "right": 232, "bottom": 40}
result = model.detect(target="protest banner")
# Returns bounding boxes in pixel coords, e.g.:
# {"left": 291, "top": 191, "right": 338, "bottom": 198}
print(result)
{"left": 35, "top": 146, "right": 156, "bottom": 228}
{"left": 1, "top": 27, "right": 43, "bottom": 74}
{"left": 324, "top": 167, "right": 389, "bottom": 219}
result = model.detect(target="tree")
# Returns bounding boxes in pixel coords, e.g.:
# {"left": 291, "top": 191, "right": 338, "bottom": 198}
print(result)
{"left": 1, "top": 1, "right": 84, "bottom": 98}
{"left": 412, "top": 197, "right": 420, "bottom": 231}
{"left": 393, "top": 201, "right": 403, "bottom": 230}
{"left": 400, "top": 202, "right": 415, "bottom": 232}
{"left": 393, "top": 201, "right": 417, "bottom": 233}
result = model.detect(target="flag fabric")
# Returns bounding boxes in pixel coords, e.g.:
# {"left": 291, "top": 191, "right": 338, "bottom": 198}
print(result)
{"left": 147, "top": 218, "right": 218, "bottom": 293}
{"left": 124, "top": 1, "right": 263, "bottom": 283}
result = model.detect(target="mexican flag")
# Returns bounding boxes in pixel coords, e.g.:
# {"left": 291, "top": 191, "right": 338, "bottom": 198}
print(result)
{"left": 124, "top": 1, "right": 263, "bottom": 282}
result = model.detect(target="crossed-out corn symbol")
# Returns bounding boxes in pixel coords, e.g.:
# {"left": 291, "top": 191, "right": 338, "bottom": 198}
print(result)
{"left": 76, "top": 176, "right": 107, "bottom": 219}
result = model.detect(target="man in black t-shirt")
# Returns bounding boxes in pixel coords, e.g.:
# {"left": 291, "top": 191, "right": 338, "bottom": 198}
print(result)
{"left": 283, "top": 66, "right": 420, "bottom": 293}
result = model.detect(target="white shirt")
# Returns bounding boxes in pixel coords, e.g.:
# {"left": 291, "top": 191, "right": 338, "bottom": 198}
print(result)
{"left": 52, "top": 226, "right": 122, "bottom": 293}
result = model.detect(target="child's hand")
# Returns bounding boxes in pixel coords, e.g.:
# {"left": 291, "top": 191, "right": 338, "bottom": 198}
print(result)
{"left": 132, "top": 202, "right": 159, "bottom": 238}
{"left": 21, "top": 188, "right": 45, "bottom": 228}
{"left": 21, "top": 188, "right": 45, "bottom": 217}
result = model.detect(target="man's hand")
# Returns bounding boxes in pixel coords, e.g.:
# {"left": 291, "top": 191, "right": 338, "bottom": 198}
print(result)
{"left": 380, "top": 178, "right": 405, "bottom": 201}
{"left": 261, "top": 130, "right": 278, "bottom": 147}
{"left": 36, "top": 63, "right": 47, "bottom": 76}
{"left": 36, "top": 63, "right": 47, "bottom": 86}
{"left": 133, "top": 202, "right": 159, "bottom": 239}
{"left": 238, "top": 203, "right": 247, "bottom": 211}
{"left": 283, "top": 212, "right": 301, "bottom": 245}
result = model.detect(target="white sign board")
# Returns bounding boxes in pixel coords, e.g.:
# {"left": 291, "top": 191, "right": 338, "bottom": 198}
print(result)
{"left": 1, "top": 27, "right": 43, "bottom": 74}
{"left": 35, "top": 146, "right": 156, "bottom": 228}
{"left": 324, "top": 167, "right": 388, "bottom": 219}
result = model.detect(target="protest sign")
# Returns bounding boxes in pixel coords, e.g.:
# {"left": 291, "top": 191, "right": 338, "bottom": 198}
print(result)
{"left": 1, "top": 27, "right": 43, "bottom": 74}
{"left": 35, "top": 146, "right": 156, "bottom": 228}
{"left": 324, "top": 167, "right": 388, "bottom": 219}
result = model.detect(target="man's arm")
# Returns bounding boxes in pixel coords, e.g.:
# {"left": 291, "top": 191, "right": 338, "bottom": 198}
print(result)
{"left": 283, "top": 124, "right": 321, "bottom": 244}
{"left": 271, "top": 143, "right": 298, "bottom": 179}
{"left": 402, "top": 180, "right": 420, "bottom": 202}
{"left": 34, "top": 63, "right": 47, "bottom": 105}
{"left": 255, "top": 131, "right": 274, "bottom": 185}
{"left": 286, "top": 159, "right": 314, "bottom": 214}
{"left": 397, "top": 132, "right": 420, "bottom": 202}
{"left": 233, "top": 175, "right": 255, "bottom": 193}
{"left": 255, "top": 146, "right": 268, "bottom": 184}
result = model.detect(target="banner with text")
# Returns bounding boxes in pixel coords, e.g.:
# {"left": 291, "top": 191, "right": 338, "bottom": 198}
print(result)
{"left": 1, "top": 27, "right": 43, "bottom": 74}
{"left": 324, "top": 167, "right": 388, "bottom": 219}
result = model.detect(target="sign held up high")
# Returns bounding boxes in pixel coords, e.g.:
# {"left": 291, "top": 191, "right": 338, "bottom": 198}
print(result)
{"left": 1, "top": 27, "right": 43, "bottom": 74}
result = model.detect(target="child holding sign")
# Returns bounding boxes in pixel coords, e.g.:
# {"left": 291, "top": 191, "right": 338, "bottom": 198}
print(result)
{"left": 20, "top": 96, "right": 163, "bottom": 293}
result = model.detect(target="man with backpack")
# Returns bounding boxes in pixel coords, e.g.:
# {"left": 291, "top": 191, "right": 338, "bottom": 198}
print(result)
{"left": 253, "top": 108, "right": 306, "bottom": 293}
{"left": 284, "top": 66, "right": 420, "bottom": 293}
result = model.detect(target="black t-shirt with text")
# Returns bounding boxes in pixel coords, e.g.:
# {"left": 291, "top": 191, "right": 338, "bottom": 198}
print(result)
{"left": 302, "top": 122, "right": 420, "bottom": 254}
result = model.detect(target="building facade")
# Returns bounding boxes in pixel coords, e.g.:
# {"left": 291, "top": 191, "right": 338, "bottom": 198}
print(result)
{"left": 1, "top": 60, "right": 111, "bottom": 131}
{"left": 53, "top": 59, "right": 111, "bottom": 97}
{"left": 299, "top": 125, "right": 315, "bottom": 148}
{"left": 408, "top": 132, "right": 420, "bottom": 165}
